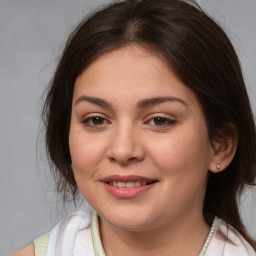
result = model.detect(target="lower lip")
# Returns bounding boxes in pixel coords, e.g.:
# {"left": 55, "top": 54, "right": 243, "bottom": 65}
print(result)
{"left": 103, "top": 182, "right": 156, "bottom": 199}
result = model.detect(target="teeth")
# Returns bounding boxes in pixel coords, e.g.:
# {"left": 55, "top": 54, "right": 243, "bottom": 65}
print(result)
{"left": 117, "top": 181, "right": 126, "bottom": 188}
{"left": 126, "top": 181, "right": 135, "bottom": 188}
{"left": 110, "top": 181, "right": 150, "bottom": 188}
{"left": 135, "top": 181, "right": 142, "bottom": 187}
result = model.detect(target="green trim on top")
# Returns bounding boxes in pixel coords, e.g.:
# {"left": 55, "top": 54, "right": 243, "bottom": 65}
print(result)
{"left": 199, "top": 216, "right": 218, "bottom": 256}
{"left": 33, "top": 232, "right": 50, "bottom": 256}
{"left": 91, "top": 212, "right": 218, "bottom": 256}
{"left": 91, "top": 212, "right": 106, "bottom": 256}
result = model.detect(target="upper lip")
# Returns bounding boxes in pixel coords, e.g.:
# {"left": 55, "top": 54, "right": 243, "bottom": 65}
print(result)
{"left": 101, "top": 175, "right": 158, "bottom": 183}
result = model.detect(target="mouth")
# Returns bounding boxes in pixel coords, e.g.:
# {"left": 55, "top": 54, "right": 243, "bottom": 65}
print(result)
{"left": 104, "top": 180, "right": 156, "bottom": 188}
{"left": 101, "top": 175, "right": 158, "bottom": 198}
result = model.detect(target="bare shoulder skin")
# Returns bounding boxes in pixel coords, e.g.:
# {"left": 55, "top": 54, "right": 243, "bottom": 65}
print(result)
{"left": 12, "top": 243, "right": 35, "bottom": 256}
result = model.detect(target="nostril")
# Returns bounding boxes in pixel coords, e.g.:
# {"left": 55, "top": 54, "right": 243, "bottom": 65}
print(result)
{"left": 106, "top": 135, "right": 145, "bottom": 164}
{"left": 108, "top": 156, "right": 139, "bottom": 165}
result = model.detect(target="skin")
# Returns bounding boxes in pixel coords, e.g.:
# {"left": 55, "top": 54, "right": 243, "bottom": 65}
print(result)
{"left": 11, "top": 243, "right": 34, "bottom": 256}
{"left": 13, "top": 45, "right": 237, "bottom": 256}
{"left": 68, "top": 45, "right": 236, "bottom": 256}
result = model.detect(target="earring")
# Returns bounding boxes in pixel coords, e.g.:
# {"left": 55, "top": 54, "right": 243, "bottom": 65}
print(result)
{"left": 217, "top": 163, "right": 220, "bottom": 171}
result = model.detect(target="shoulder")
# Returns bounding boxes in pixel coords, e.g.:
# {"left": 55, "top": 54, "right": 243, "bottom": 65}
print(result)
{"left": 10, "top": 211, "right": 93, "bottom": 256}
{"left": 11, "top": 243, "right": 35, "bottom": 256}
{"left": 222, "top": 220, "right": 256, "bottom": 256}
{"left": 207, "top": 218, "right": 256, "bottom": 256}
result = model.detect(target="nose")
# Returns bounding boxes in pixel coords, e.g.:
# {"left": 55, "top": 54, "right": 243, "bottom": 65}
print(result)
{"left": 107, "top": 123, "right": 145, "bottom": 165}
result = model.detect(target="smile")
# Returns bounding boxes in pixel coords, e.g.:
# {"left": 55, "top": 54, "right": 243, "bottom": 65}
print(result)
{"left": 106, "top": 181, "right": 154, "bottom": 188}
{"left": 101, "top": 175, "right": 158, "bottom": 198}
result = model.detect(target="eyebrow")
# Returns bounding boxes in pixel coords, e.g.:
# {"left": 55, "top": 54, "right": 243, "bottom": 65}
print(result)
{"left": 74, "top": 95, "right": 187, "bottom": 108}
{"left": 74, "top": 96, "right": 112, "bottom": 108}
{"left": 137, "top": 97, "right": 187, "bottom": 108}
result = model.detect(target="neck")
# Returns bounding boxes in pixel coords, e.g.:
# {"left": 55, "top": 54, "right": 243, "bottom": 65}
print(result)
{"left": 99, "top": 211, "right": 210, "bottom": 256}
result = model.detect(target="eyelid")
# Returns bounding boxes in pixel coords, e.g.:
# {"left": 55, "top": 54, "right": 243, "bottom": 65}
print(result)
{"left": 145, "top": 114, "right": 176, "bottom": 126}
{"left": 81, "top": 113, "right": 111, "bottom": 126}
{"left": 80, "top": 113, "right": 176, "bottom": 127}
{"left": 145, "top": 113, "right": 175, "bottom": 121}
{"left": 82, "top": 112, "right": 108, "bottom": 119}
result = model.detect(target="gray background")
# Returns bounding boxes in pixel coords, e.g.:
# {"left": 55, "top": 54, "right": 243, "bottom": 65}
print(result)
{"left": 0, "top": 0, "right": 255, "bottom": 254}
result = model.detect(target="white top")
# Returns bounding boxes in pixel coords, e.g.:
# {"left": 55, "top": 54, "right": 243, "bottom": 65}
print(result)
{"left": 45, "top": 211, "right": 255, "bottom": 256}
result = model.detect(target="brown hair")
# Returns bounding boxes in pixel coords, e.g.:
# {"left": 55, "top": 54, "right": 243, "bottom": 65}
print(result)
{"left": 42, "top": 0, "right": 256, "bottom": 248}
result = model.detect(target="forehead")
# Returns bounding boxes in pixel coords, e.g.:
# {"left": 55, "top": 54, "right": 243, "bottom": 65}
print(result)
{"left": 73, "top": 45, "right": 200, "bottom": 109}
{"left": 76, "top": 45, "right": 170, "bottom": 86}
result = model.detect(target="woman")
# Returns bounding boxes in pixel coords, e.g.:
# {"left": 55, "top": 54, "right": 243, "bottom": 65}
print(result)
{"left": 13, "top": 0, "right": 256, "bottom": 255}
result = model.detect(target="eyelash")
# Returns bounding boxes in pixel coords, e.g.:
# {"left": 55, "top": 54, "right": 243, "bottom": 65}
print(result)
{"left": 81, "top": 115, "right": 176, "bottom": 128}
{"left": 82, "top": 115, "right": 109, "bottom": 126}
{"left": 146, "top": 116, "right": 176, "bottom": 127}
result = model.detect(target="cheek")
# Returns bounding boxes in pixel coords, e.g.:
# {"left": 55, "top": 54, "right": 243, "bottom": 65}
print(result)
{"left": 69, "top": 128, "right": 107, "bottom": 176}
{"left": 149, "top": 140, "right": 191, "bottom": 176}
{"left": 148, "top": 127, "right": 212, "bottom": 177}
{"left": 69, "top": 131, "right": 107, "bottom": 203}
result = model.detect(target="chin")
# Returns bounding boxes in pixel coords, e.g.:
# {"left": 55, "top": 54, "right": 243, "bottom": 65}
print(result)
{"left": 98, "top": 207, "right": 159, "bottom": 232}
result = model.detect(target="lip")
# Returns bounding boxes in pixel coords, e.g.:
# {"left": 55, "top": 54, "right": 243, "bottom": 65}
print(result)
{"left": 102, "top": 175, "right": 157, "bottom": 183}
{"left": 101, "top": 175, "right": 158, "bottom": 199}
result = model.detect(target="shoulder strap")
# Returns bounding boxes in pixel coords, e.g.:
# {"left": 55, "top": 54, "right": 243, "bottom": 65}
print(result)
{"left": 33, "top": 232, "right": 50, "bottom": 256}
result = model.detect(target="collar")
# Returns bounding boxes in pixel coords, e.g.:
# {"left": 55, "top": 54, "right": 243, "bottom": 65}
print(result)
{"left": 91, "top": 212, "right": 218, "bottom": 256}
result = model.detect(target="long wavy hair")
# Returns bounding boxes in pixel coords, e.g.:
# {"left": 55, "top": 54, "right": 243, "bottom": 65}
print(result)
{"left": 42, "top": 0, "right": 256, "bottom": 248}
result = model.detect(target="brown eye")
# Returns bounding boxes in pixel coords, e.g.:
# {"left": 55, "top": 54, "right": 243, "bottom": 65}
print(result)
{"left": 82, "top": 116, "right": 107, "bottom": 126}
{"left": 147, "top": 116, "right": 176, "bottom": 127}
{"left": 153, "top": 117, "right": 168, "bottom": 126}
{"left": 92, "top": 117, "right": 104, "bottom": 125}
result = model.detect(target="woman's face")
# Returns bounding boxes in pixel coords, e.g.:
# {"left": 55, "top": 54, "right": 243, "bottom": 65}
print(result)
{"left": 69, "top": 45, "right": 216, "bottom": 232}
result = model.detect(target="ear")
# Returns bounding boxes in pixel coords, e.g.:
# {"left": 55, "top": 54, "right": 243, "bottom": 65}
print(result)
{"left": 209, "top": 124, "right": 238, "bottom": 173}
